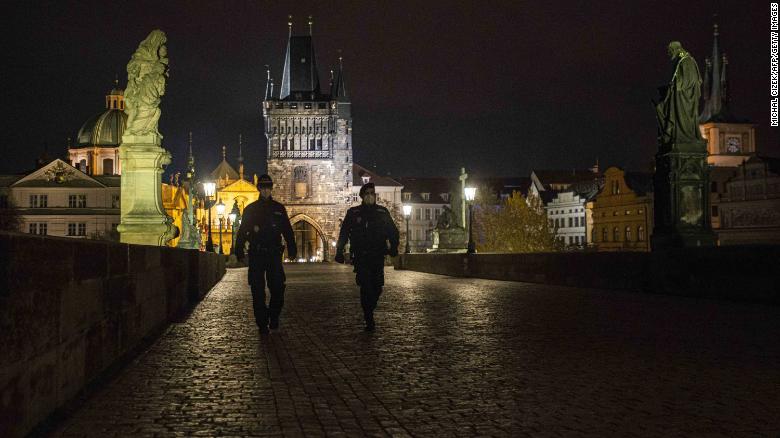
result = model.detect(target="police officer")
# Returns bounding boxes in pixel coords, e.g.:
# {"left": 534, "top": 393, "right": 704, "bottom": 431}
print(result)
{"left": 335, "top": 182, "right": 400, "bottom": 331}
{"left": 234, "top": 174, "right": 297, "bottom": 334}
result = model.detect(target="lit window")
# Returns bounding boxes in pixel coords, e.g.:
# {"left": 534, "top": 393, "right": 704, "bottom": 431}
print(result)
{"left": 421, "top": 193, "right": 430, "bottom": 201}
{"left": 441, "top": 193, "right": 449, "bottom": 202}
{"left": 613, "top": 227, "right": 620, "bottom": 241}
{"left": 625, "top": 226, "right": 631, "bottom": 241}
{"left": 638, "top": 226, "right": 645, "bottom": 241}
{"left": 403, "top": 193, "right": 411, "bottom": 202}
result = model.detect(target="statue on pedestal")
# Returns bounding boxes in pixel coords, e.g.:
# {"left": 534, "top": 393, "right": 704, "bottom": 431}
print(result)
{"left": 430, "top": 203, "right": 467, "bottom": 253}
{"left": 117, "top": 30, "right": 177, "bottom": 246}
{"left": 651, "top": 41, "right": 715, "bottom": 249}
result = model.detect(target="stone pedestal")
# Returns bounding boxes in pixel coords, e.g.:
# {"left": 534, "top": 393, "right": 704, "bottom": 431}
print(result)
{"left": 430, "top": 227, "right": 467, "bottom": 253}
{"left": 117, "top": 134, "right": 178, "bottom": 246}
{"left": 652, "top": 141, "right": 716, "bottom": 249}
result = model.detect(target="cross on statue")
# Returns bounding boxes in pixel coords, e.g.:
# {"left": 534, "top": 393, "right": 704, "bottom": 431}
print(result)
{"left": 459, "top": 167, "right": 468, "bottom": 229}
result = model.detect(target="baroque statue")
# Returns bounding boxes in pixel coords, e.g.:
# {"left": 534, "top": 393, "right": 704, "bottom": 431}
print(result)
{"left": 435, "top": 205, "right": 456, "bottom": 230}
{"left": 654, "top": 41, "right": 703, "bottom": 145}
{"left": 124, "top": 30, "right": 168, "bottom": 138}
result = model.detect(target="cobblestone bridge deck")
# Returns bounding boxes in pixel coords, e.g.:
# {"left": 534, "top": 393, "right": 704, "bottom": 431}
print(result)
{"left": 51, "top": 264, "right": 780, "bottom": 437}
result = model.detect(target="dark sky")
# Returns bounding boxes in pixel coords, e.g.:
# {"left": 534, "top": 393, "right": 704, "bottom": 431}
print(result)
{"left": 2, "top": 0, "right": 776, "bottom": 179}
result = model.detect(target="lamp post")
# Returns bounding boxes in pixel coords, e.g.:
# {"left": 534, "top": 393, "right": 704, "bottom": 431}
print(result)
{"left": 229, "top": 200, "right": 240, "bottom": 255}
{"left": 202, "top": 181, "right": 216, "bottom": 252}
{"left": 216, "top": 199, "right": 225, "bottom": 254}
{"left": 403, "top": 204, "right": 412, "bottom": 254}
{"left": 465, "top": 187, "right": 477, "bottom": 254}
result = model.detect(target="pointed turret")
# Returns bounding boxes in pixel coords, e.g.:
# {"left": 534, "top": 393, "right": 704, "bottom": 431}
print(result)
{"left": 238, "top": 134, "right": 245, "bottom": 181}
{"left": 699, "top": 22, "right": 738, "bottom": 123}
{"left": 264, "top": 65, "right": 272, "bottom": 100}
{"left": 331, "top": 55, "right": 348, "bottom": 102}
{"left": 279, "top": 15, "right": 321, "bottom": 100}
{"left": 186, "top": 131, "right": 195, "bottom": 180}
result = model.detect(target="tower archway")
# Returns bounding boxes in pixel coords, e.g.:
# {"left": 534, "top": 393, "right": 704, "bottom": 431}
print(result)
{"left": 288, "top": 214, "right": 327, "bottom": 262}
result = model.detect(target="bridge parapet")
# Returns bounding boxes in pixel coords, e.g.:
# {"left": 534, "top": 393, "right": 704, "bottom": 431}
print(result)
{"left": 397, "top": 248, "right": 780, "bottom": 305}
{"left": 0, "top": 232, "right": 225, "bottom": 437}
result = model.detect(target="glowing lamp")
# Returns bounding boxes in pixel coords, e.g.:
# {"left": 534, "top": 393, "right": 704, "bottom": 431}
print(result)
{"left": 403, "top": 204, "right": 412, "bottom": 217}
{"left": 464, "top": 187, "right": 477, "bottom": 202}
{"left": 202, "top": 181, "right": 216, "bottom": 198}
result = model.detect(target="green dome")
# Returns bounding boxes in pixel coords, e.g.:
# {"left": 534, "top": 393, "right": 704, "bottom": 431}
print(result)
{"left": 75, "top": 108, "right": 127, "bottom": 148}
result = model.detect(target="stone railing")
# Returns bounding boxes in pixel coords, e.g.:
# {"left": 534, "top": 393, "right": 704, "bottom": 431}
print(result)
{"left": 397, "top": 247, "right": 780, "bottom": 304}
{"left": 0, "top": 232, "right": 226, "bottom": 437}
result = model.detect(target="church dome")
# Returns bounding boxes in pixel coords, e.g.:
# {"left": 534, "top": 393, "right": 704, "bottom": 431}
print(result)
{"left": 74, "top": 82, "right": 127, "bottom": 148}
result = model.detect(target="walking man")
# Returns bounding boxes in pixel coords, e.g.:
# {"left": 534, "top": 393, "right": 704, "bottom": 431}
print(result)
{"left": 235, "top": 174, "right": 297, "bottom": 334}
{"left": 335, "top": 182, "right": 400, "bottom": 331}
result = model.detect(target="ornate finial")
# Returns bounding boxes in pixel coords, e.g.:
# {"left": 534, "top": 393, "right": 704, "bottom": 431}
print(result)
{"left": 238, "top": 134, "right": 243, "bottom": 160}
{"left": 308, "top": 15, "right": 313, "bottom": 35}
{"left": 188, "top": 131, "right": 193, "bottom": 153}
{"left": 288, "top": 15, "right": 293, "bottom": 36}
{"left": 270, "top": 77, "right": 274, "bottom": 97}
{"left": 265, "top": 64, "right": 270, "bottom": 80}
{"left": 722, "top": 53, "right": 728, "bottom": 64}
{"left": 114, "top": 73, "right": 119, "bottom": 88}
{"left": 67, "top": 136, "right": 72, "bottom": 148}
{"left": 713, "top": 19, "right": 719, "bottom": 37}
{"left": 222, "top": 145, "right": 226, "bottom": 161}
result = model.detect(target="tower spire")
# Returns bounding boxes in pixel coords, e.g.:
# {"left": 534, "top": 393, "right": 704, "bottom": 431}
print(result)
{"left": 332, "top": 51, "right": 348, "bottom": 101}
{"left": 264, "top": 65, "right": 272, "bottom": 100}
{"left": 187, "top": 131, "right": 195, "bottom": 180}
{"left": 699, "top": 19, "right": 728, "bottom": 123}
{"left": 222, "top": 144, "right": 226, "bottom": 161}
{"left": 308, "top": 15, "right": 313, "bottom": 36}
{"left": 238, "top": 134, "right": 245, "bottom": 180}
{"left": 288, "top": 14, "right": 293, "bottom": 37}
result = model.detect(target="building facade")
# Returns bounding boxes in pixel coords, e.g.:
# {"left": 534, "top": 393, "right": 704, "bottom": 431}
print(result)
{"left": 591, "top": 167, "right": 654, "bottom": 252}
{"left": 262, "top": 23, "right": 403, "bottom": 261}
{"left": 1, "top": 159, "right": 120, "bottom": 239}
{"left": 396, "top": 177, "right": 452, "bottom": 252}
{"left": 546, "top": 188, "right": 597, "bottom": 248}
{"left": 714, "top": 156, "right": 780, "bottom": 245}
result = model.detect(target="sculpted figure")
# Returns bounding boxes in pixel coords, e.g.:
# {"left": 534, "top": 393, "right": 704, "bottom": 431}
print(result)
{"left": 124, "top": 30, "right": 169, "bottom": 138}
{"left": 436, "top": 205, "right": 455, "bottom": 230}
{"left": 654, "top": 41, "right": 703, "bottom": 145}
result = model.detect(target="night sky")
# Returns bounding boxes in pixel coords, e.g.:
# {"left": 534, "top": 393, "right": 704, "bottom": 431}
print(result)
{"left": 2, "top": 1, "right": 776, "bottom": 180}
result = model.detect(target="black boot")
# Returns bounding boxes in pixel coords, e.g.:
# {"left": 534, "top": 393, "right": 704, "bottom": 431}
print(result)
{"left": 364, "top": 312, "right": 375, "bottom": 332}
{"left": 269, "top": 315, "right": 279, "bottom": 330}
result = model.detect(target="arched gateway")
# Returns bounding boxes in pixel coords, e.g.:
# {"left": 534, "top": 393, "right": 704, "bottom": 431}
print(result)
{"left": 287, "top": 214, "right": 327, "bottom": 262}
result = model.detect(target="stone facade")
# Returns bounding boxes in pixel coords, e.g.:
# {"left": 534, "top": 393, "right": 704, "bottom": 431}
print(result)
{"left": 591, "top": 167, "right": 654, "bottom": 252}
{"left": 262, "top": 30, "right": 356, "bottom": 260}
{"left": 714, "top": 156, "right": 780, "bottom": 245}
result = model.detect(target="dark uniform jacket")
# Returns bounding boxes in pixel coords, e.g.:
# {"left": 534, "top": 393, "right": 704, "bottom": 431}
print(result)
{"left": 235, "top": 197, "right": 296, "bottom": 258}
{"left": 336, "top": 204, "right": 400, "bottom": 259}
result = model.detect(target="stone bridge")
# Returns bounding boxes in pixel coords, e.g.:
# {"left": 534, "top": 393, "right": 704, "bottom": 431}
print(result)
{"left": 22, "top": 263, "right": 780, "bottom": 437}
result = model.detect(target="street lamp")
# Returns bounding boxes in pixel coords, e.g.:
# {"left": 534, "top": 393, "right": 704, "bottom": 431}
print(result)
{"left": 465, "top": 187, "right": 477, "bottom": 254}
{"left": 202, "top": 181, "right": 216, "bottom": 252}
{"left": 402, "top": 204, "right": 412, "bottom": 254}
{"left": 229, "top": 200, "right": 240, "bottom": 255}
{"left": 216, "top": 199, "right": 225, "bottom": 254}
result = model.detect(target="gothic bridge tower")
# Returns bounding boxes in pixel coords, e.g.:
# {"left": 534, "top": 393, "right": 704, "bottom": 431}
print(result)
{"left": 262, "top": 17, "right": 352, "bottom": 261}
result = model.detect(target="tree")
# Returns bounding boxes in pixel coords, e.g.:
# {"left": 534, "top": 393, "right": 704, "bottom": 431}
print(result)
{"left": 0, "top": 199, "right": 22, "bottom": 232}
{"left": 473, "top": 191, "right": 560, "bottom": 253}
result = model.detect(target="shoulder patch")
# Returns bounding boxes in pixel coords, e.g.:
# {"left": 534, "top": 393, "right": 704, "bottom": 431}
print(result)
{"left": 273, "top": 211, "right": 283, "bottom": 216}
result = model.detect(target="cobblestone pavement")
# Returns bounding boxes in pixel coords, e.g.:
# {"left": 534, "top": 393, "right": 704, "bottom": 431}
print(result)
{"left": 51, "top": 264, "right": 780, "bottom": 437}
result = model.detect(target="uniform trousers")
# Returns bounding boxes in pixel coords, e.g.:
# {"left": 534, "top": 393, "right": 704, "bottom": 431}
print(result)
{"left": 354, "top": 253, "right": 386, "bottom": 320}
{"left": 248, "top": 253, "right": 286, "bottom": 327}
